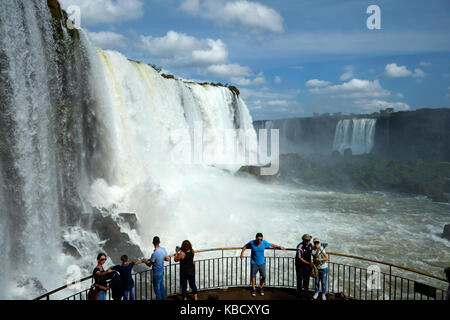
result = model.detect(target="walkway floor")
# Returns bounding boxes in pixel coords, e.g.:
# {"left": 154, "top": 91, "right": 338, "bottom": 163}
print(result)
{"left": 169, "top": 287, "right": 349, "bottom": 300}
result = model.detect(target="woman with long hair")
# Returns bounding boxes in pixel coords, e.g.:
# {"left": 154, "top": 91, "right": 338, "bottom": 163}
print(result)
{"left": 174, "top": 240, "right": 198, "bottom": 300}
{"left": 93, "top": 253, "right": 114, "bottom": 300}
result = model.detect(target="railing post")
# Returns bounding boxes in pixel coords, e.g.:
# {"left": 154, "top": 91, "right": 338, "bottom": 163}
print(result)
{"left": 389, "top": 265, "right": 392, "bottom": 300}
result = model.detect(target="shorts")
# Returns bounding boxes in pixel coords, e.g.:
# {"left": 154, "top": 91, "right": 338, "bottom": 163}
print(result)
{"left": 251, "top": 263, "right": 266, "bottom": 278}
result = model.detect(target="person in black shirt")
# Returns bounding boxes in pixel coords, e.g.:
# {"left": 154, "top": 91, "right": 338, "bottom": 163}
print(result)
{"left": 295, "top": 234, "right": 313, "bottom": 300}
{"left": 174, "top": 240, "right": 198, "bottom": 300}
{"left": 93, "top": 252, "right": 114, "bottom": 300}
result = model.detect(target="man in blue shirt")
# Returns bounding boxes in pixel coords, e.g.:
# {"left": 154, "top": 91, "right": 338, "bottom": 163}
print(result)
{"left": 240, "top": 233, "right": 285, "bottom": 296}
{"left": 143, "top": 236, "right": 170, "bottom": 300}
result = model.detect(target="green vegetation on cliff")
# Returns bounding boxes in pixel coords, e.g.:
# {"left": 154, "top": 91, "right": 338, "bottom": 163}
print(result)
{"left": 244, "top": 152, "right": 450, "bottom": 203}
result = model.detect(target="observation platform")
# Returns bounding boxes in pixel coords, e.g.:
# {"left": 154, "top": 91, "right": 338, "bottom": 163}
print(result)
{"left": 34, "top": 247, "right": 448, "bottom": 301}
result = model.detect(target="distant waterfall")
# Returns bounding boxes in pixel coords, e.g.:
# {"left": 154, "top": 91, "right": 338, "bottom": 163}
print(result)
{"left": 333, "top": 119, "right": 376, "bottom": 154}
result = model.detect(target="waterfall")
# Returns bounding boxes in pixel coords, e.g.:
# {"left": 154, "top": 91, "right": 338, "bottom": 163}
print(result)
{"left": 333, "top": 119, "right": 376, "bottom": 155}
{"left": 0, "top": 0, "right": 258, "bottom": 299}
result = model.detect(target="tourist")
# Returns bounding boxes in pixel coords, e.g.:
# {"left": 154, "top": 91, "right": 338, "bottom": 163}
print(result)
{"left": 240, "top": 233, "right": 286, "bottom": 297}
{"left": 445, "top": 267, "right": 450, "bottom": 300}
{"left": 93, "top": 253, "right": 115, "bottom": 300}
{"left": 174, "top": 240, "right": 198, "bottom": 300}
{"left": 312, "top": 237, "right": 329, "bottom": 300}
{"left": 114, "top": 255, "right": 139, "bottom": 300}
{"left": 295, "top": 234, "right": 313, "bottom": 299}
{"left": 109, "top": 269, "right": 123, "bottom": 301}
{"left": 143, "top": 236, "right": 170, "bottom": 300}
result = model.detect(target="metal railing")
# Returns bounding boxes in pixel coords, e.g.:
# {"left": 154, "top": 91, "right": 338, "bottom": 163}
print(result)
{"left": 34, "top": 247, "right": 448, "bottom": 300}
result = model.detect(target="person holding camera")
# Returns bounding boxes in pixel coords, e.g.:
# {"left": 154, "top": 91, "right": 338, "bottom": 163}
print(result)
{"left": 312, "top": 237, "right": 329, "bottom": 300}
{"left": 174, "top": 240, "right": 198, "bottom": 300}
{"left": 143, "top": 236, "right": 170, "bottom": 300}
{"left": 93, "top": 253, "right": 115, "bottom": 300}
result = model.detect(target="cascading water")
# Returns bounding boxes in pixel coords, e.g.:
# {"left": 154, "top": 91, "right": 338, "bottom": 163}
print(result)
{"left": 0, "top": 0, "right": 260, "bottom": 299}
{"left": 333, "top": 119, "right": 376, "bottom": 155}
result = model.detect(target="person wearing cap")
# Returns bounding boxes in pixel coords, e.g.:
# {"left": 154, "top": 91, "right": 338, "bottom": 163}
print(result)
{"left": 143, "top": 236, "right": 170, "bottom": 300}
{"left": 312, "top": 237, "right": 329, "bottom": 300}
{"left": 295, "top": 234, "right": 313, "bottom": 299}
{"left": 240, "top": 233, "right": 286, "bottom": 297}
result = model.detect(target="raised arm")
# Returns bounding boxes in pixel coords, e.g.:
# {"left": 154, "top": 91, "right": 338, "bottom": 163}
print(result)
{"left": 270, "top": 243, "right": 286, "bottom": 250}
{"left": 240, "top": 245, "right": 247, "bottom": 260}
{"left": 174, "top": 251, "right": 185, "bottom": 262}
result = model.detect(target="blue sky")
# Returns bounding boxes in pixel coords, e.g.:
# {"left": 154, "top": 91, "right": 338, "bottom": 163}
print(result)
{"left": 60, "top": 0, "right": 450, "bottom": 120}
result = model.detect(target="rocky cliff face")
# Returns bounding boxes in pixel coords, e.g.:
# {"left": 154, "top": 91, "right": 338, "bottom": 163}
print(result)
{"left": 255, "top": 108, "right": 450, "bottom": 162}
{"left": 374, "top": 108, "right": 450, "bottom": 162}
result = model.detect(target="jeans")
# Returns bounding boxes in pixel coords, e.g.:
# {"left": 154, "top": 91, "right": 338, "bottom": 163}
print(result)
{"left": 180, "top": 273, "right": 198, "bottom": 299}
{"left": 123, "top": 284, "right": 135, "bottom": 300}
{"left": 97, "top": 289, "right": 107, "bottom": 300}
{"left": 315, "top": 267, "right": 328, "bottom": 294}
{"left": 153, "top": 273, "right": 166, "bottom": 300}
{"left": 295, "top": 262, "right": 311, "bottom": 297}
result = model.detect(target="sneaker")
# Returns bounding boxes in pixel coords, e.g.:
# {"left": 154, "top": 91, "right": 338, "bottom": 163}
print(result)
{"left": 313, "top": 292, "right": 319, "bottom": 300}
{"left": 259, "top": 288, "right": 264, "bottom": 296}
{"left": 251, "top": 289, "right": 256, "bottom": 297}
{"left": 322, "top": 294, "right": 327, "bottom": 300}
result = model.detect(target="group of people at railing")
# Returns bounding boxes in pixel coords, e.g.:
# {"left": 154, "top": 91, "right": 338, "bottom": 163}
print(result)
{"left": 91, "top": 236, "right": 197, "bottom": 300}
{"left": 90, "top": 232, "right": 330, "bottom": 301}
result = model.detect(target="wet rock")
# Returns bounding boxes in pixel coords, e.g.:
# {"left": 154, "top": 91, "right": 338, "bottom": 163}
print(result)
{"left": 62, "top": 241, "right": 81, "bottom": 258}
{"left": 91, "top": 213, "right": 144, "bottom": 264}
{"left": 118, "top": 212, "right": 138, "bottom": 230}
{"left": 17, "top": 277, "right": 47, "bottom": 297}
{"left": 442, "top": 224, "right": 450, "bottom": 241}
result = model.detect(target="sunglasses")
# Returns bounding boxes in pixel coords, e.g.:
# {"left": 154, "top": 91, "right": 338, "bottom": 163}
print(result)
{"left": 99, "top": 258, "right": 107, "bottom": 261}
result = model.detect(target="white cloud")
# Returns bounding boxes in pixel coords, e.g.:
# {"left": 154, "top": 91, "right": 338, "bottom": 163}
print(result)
{"left": 139, "top": 31, "right": 202, "bottom": 57}
{"left": 383, "top": 63, "right": 428, "bottom": 79}
{"left": 305, "top": 79, "right": 331, "bottom": 87}
{"left": 274, "top": 76, "right": 282, "bottom": 84}
{"left": 384, "top": 63, "right": 413, "bottom": 78}
{"left": 231, "top": 73, "right": 266, "bottom": 86}
{"left": 419, "top": 61, "right": 432, "bottom": 67}
{"left": 340, "top": 65, "right": 354, "bottom": 81}
{"left": 205, "top": 64, "right": 251, "bottom": 77}
{"left": 309, "top": 78, "right": 390, "bottom": 99}
{"left": 87, "top": 31, "right": 127, "bottom": 49}
{"left": 267, "top": 100, "right": 289, "bottom": 106}
{"left": 356, "top": 99, "right": 411, "bottom": 111}
{"left": 60, "top": 0, "right": 144, "bottom": 26}
{"left": 412, "top": 68, "right": 427, "bottom": 78}
{"left": 179, "top": 0, "right": 284, "bottom": 33}
{"left": 139, "top": 31, "right": 228, "bottom": 68}
{"left": 340, "top": 70, "right": 354, "bottom": 81}
{"left": 191, "top": 39, "right": 228, "bottom": 66}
